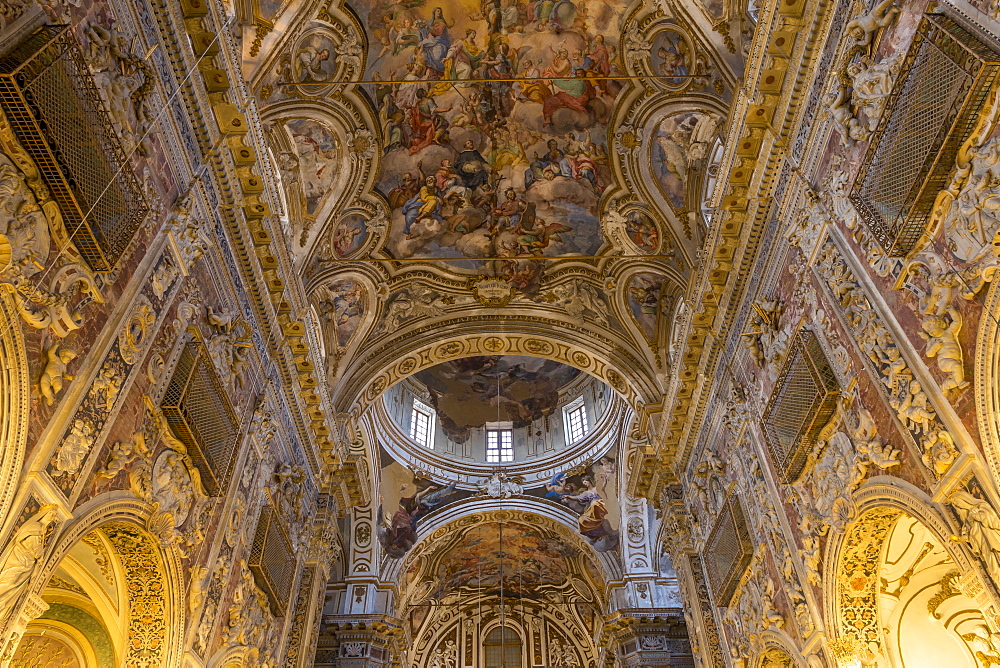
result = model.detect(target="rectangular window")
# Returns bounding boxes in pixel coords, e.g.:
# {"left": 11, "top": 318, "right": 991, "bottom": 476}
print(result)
{"left": 486, "top": 428, "right": 514, "bottom": 463}
{"left": 564, "top": 398, "right": 589, "bottom": 443}
{"left": 410, "top": 400, "right": 433, "bottom": 447}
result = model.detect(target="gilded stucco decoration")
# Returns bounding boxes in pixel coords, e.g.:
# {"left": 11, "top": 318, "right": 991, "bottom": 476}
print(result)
{"left": 102, "top": 523, "right": 172, "bottom": 666}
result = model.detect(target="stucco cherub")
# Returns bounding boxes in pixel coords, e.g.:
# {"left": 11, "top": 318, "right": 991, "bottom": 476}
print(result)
{"left": 39, "top": 342, "right": 76, "bottom": 406}
{"left": 920, "top": 306, "right": 969, "bottom": 397}
{"left": 845, "top": 0, "right": 901, "bottom": 56}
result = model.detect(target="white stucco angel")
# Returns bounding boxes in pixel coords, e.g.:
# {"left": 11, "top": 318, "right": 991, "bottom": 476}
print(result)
{"left": 0, "top": 504, "right": 61, "bottom": 618}
{"left": 949, "top": 490, "right": 1000, "bottom": 583}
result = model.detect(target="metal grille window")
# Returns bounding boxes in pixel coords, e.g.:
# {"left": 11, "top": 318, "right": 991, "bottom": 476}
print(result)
{"left": 563, "top": 397, "right": 589, "bottom": 443}
{"left": 0, "top": 25, "right": 148, "bottom": 272}
{"left": 703, "top": 495, "right": 753, "bottom": 607}
{"left": 761, "top": 330, "right": 840, "bottom": 483}
{"left": 486, "top": 428, "right": 514, "bottom": 463}
{"left": 410, "top": 399, "right": 433, "bottom": 447}
{"left": 484, "top": 627, "right": 521, "bottom": 668}
{"left": 851, "top": 13, "right": 1000, "bottom": 256}
{"left": 248, "top": 505, "right": 295, "bottom": 616}
{"left": 160, "top": 334, "right": 241, "bottom": 496}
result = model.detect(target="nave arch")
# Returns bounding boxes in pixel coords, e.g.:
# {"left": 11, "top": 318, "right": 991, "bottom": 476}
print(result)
{"left": 0, "top": 291, "right": 32, "bottom": 547}
{"left": 385, "top": 503, "right": 610, "bottom": 668}
{"left": 751, "top": 633, "right": 805, "bottom": 668}
{"left": 335, "top": 323, "right": 665, "bottom": 421}
{"left": 975, "top": 276, "right": 1000, "bottom": 491}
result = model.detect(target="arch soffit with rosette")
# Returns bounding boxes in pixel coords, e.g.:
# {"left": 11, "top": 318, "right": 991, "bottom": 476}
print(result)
{"left": 0, "top": 290, "right": 31, "bottom": 543}
{"left": 975, "top": 276, "right": 1000, "bottom": 491}
{"left": 27, "top": 495, "right": 185, "bottom": 668}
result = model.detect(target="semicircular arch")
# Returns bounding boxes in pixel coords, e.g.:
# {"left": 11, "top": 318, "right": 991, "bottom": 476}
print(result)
{"left": 336, "top": 321, "right": 662, "bottom": 419}
{"left": 822, "top": 480, "right": 996, "bottom": 664}
{"left": 384, "top": 498, "right": 621, "bottom": 592}
{"left": 976, "top": 276, "right": 1000, "bottom": 487}
{"left": 29, "top": 495, "right": 184, "bottom": 668}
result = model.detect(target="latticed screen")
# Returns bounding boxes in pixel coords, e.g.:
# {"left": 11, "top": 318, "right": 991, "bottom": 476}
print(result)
{"left": 0, "top": 25, "right": 148, "bottom": 272}
{"left": 484, "top": 627, "right": 522, "bottom": 668}
{"left": 761, "top": 330, "right": 840, "bottom": 483}
{"left": 249, "top": 505, "right": 296, "bottom": 616}
{"left": 703, "top": 495, "right": 753, "bottom": 607}
{"left": 160, "top": 337, "right": 241, "bottom": 496}
{"left": 851, "top": 13, "right": 1000, "bottom": 257}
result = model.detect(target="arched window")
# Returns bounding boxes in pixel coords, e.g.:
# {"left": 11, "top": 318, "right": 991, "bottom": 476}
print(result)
{"left": 484, "top": 626, "right": 522, "bottom": 668}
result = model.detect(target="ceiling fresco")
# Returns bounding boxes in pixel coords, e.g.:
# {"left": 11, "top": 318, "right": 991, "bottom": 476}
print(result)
{"left": 626, "top": 272, "right": 676, "bottom": 343}
{"left": 412, "top": 355, "right": 582, "bottom": 441}
{"left": 248, "top": 0, "right": 738, "bottom": 397}
{"left": 285, "top": 118, "right": 341, "bottom": 217}
{"left": 651, "top": 110, "right": 721, "bottom": 212}
{"left": 313, "top": 277, "right": 367, "bottom": 349}
{"left": 402, "top": 519, "right": 604, "bottom": 602}
{"left": 352, "top": 0, "right": 630, "bottom": 293}
{"left": 376, "top": 446, "right": 620, "bottom": 561}
{"left": 416, "top": 521, "right": 574, "bottom": 599}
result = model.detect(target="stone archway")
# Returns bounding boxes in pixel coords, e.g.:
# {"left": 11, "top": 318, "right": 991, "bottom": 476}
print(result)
{"left": 975, "top": 276, "right": 1000, "bottom": 486}
{"left": 396, "top": 508, "right": 604, "bottom": 668}
{"left": 338, "top": 328, "right": 662, "bottom": 420}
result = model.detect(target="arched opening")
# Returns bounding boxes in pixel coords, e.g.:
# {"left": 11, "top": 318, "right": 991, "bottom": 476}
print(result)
{"left": 393, "top": 507, "right": 603, "bottom": 668}
{"left": 832, "top": 508, "right": 990, "bottom": 667}
{"left": 10, "top": 526, "right": 125, "bottom": 667}
{"left": 8, "top": 512, "right": 179, "bottom": 668}
{"left": 758, "top": 646, "right": 795, "bottom": 667}
{"left": 484, "top": 626, "right": 522, "bottom": 668}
